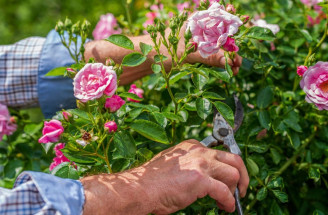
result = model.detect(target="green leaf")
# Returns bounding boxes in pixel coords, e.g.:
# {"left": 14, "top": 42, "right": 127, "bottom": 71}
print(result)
{"left": 246, "top": 143, "right": 269, "bottom": 153}
{"left": 203, "top": 92, "right": 224, "bottom": 100}
{"left": 4, "top": 160, "right": 24, "bottom": 179}
{"left": 178, "top": 110, "right": 189, "bottom": 122}
{"left": 258, "top": 110, "right": 271, "bottom": 129}
{"left": 122, "top": 52, "right": 147, "bottom": 67}
{"left": 283, "top": 111, "right": 302, "bottom": 132}
{"left": 154, "top": 54, "right": 168, "bottom": 63}
{"left": 313, "top": 210, "right": 326, "bottom": 215}
{"left": 24, "top": 122, "right": 43, "bottom": 136}
{"left": 151, "top": 64, "right": 161, "bottom": 73}
{"left": 51, "top": 162, "right": 79, "bottom": 179}
{"left": 267, "top": 177, "right": 284, "bottom": 189}
{"left": 308, "top": 167, "right": 320, "bottom": 182}
{"left": 69, "top": 109, "right": 89, "bottom": 120}
{"left": 62, "top": 150, "right": 97, "bottom": 165}
{"left": 206, "top": 68, "right": 230, "bottom": 82}
{"left": 270, "top": 148, "right": 281, "bottom": 164}
{"left": 196, "top": 98, "right": 212, "bottom": 120}
{"left": 256, "top": 187, "right": 268, "bottom": 201}
{"left": 113, "top": 131, "right": 136, "bottom": 159}
{"left": 45, "top": 67, "right": 66, "bottom": 77}
{"left": 119, "top": 92, "right": 143, "bottom": 101}
{"left": 246, "top": 26, "right": 276, "bottom": 41}
{"left": 41, "top": 142, "right": 55, "bottom": 154}
{"left": 139, "top": 42, "right": 153, "bottom": 55}
{"left": 128, "top": 103, "right": 159, "bottom": 112}
{"left": 162, "top": 112, "right": 184, "bottom": 122}
{"left": 224, "top": 51, "right": 233, "bottom": 77}
{"left": 130, "top": 119, "right": 169, "bottom": 144}
{"left": 257, "top": 87, "right": 274, "bottom": 109}
{"left": 271, "top": 190, "right": 288, "bottom": 203}
{"left": 106, "top": 34, "right": 134, "bottom": 50}
{"left": 192, "top": 72, "right": 208, "bottom": 90}
{"left": 137, "top": 148, "right": 154, "bottom": 162}
{"left": 169, "top": 71, "right": 191, "bottom": 85}
{"left": 129, "top": 108, "right": 143, "bottom": 119}
{"left": 152, "top": 112, "right": 168, "bottom": 128}
{"left": 300, "top": 29, "right": 313, "bottom": 42}
{"left": 213, "top": 101, "right": 234, "bottom": 127}
{"left": 246, "top": 157, "right": 259, "bottom": 176}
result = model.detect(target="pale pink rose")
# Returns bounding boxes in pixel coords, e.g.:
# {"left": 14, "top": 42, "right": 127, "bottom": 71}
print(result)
{"left": 301, "top": 0, "right": 322, "bottom": 11}
{"left": 187, "top": 2, "right": 242, "bottom": 58}
{"left": 177, "top": 2, "right": 190, "bottom": 13}
{"left": 105, "top": 95, "right": 125, "bottom": 112}
{"left": 92, "top": 13, "right": 122, "bottom": 40}
{"left": 127, "top": 84, "right": 144, "bottom": 103}
{"left": 300, "top": 61, "right": 328, "bottom": 110}
{"left": 62, "top": 111, "right": 72, "bottom": 121}
{"left": 222, "top": 37, "right": 239, "bottom": 52}
{"left": 74, "top": 63, "right": 117, "bottom": 102}
{"left": 253, "top": 19, "right": 280, "bottom": 35}
{"left": 226, "top": 4, "right": 236, "bottom": 13}
{"left": 297, "top": 65, "right": 308, "bottom": 77}
{"left": 0, "top": 104, "right": 17, "bottom": 141}
{"left": 143, "top": 4, "right": 163, "bottom": 29}
{"left": 104, "top": 121, "right": 117, "bottom": 133}
{"left": 38, "top": 120, "right": 64, "bottom": 144}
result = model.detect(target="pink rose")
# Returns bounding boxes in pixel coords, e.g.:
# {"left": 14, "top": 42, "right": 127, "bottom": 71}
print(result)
{"left": 92, "top": 13, "right": 122, "bottom": 40}
{"left": 104, "top": 121, "right": 118, "bottom": 133}
{"left": 177, "top": 2, "right": 190, "bottom": 13}
{"left": 105, "top": 95, "right": 125, "bottom": 112}
{"left": 187, "top": 2, "right": 243, "bottom": 58}
{"left": 301, "top": 0, "right": 322, "bottom": 9}
{"left": 297, "top": 65, "right": 308, "bottom": 77}
{"left": 300, "top": 61, "right": 328, "bottom": 110}
{"left": 49, "top": 143, "right": 73, "bottom": 171}
{"left": 0, "top": 104, "right": 17, "bottom": 141}
{"left": 253, "top": 19, "right": 280, "bottom": 35}
{"left": 222, "top": 37, "right": 239, "bottom": 52}
{"left": 226, "top": 4, "right": 236, "bottom": 13}
{"left": 62, "top": 111, "right": 72, "bottom": 121}
{"left": 127, "top": 84, "right": 144, "bottom": 103}
{"left": 73, "top": 63, "right": 117, "bottom": 102}
{"left": 143, "top": 4, "right": 163, "bottom": 29}
{"left": 54, "top": 142, "right": 65, "bottom": 157}
{"left": 38, "top": 120, "right": 64, "bottom": 144}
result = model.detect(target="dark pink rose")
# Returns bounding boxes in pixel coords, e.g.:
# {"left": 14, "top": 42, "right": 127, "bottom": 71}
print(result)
{"left": 0, "top": 104, "right": 17, "bottom": 141}
{"left": 127, "top": 84, "right": 144, "bottom": 103}
{"left": 187, "top": 2, "right": 242, "bottom": 58}
{"left": 105, "top": 95, "right": 125, "bottom": 112}
{"left": 38, "top": 120, "right": 64, "bottom": 144}
{"left": 222, "top": 37, "right": 239, "bottom": 52}
{"left": 104, "top": 121, "right": 117, "bottom": 133}
{"left": 300, "top": 61, "right": 328, "bottom": 110}
{"left": 74, "top": 63, "right": 117, "bottom": 102}
{"left": 92, "top": 13, "right": 122, "bottom": 40}
{"left": 49, "top": 143, "right": 74, "bottom": 171}
{"left": 297, "top": 65, "right": 308, "bottom": 77}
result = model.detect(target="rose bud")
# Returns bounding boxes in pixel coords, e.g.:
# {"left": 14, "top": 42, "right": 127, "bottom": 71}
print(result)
{"left": 62, "top": 111, "right": 73, "bottom": 121}
{"left": 104, "top": 121, "right": 118, "bottom": 133}
{"left": 226, "top": 4, "right": 236, "bottom": 13}
{"left": 297, "top": 65, "right": 308, "bottom": 77}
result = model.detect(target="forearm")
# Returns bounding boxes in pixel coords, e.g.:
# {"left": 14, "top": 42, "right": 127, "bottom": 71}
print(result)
{"left": 80, "top": 169, "right": 155, "bottom": 215}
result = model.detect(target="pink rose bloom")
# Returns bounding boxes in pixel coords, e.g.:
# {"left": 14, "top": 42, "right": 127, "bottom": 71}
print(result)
{"left": 38, "top": 120, "right": 64, "bottom": 144}
{"left": 187, "top": 2, "right": 243, "bottom": 58}
{"left": 92, "top": 13, "right": 122, "bottom": 40}
{"left": 222, "top": 37, "right": 239, "bottom": 52}
{"left": 297, "top": 65, "right": 308, "bottom": 77}
{"left": 54, "top": 142, "right": 65, "bottom": 157}
{"left": 300, "top": 61, "right": 328, "bottom": 110}
{"left": 49, "top": 143, "right": 73, "bottom": 171}
{"left": 105, "top": 95, "right": 125, "bottom": 112}
{"left": 177, "top": 2, "right": 190, "bottom": 13}
{"left": 253, "top": 19, "right": 280, "bottom": 35}
{"left": 226, "top": 4, "right": 236, "bottom": 13}
{"left": 0, "top": 104, "right": 17, "bottom": 141}
{"left": 127, "top": 84, "right": 144, "bottom": 103}
{"left": 74, "top": 63, "right": 117, "bottom": 102}
{"left": 104, "top": 121, "right": 118, "bottom": 133}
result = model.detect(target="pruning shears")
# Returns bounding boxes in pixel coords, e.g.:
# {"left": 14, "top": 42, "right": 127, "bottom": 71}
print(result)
{"left": 200, "top": 94, "right": 244, "bottom": 215}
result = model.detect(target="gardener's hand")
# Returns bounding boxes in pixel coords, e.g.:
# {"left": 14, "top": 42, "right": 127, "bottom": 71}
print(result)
{"left": 81, "top": 139, "right": 249, "bottom": 215}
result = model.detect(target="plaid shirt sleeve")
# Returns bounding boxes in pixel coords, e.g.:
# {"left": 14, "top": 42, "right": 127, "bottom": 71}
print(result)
{"left": 0, "top": 37, "right": 45, "bottom": 108}
{"left": 0, "top": 171, "right": 85, "bottom": 215}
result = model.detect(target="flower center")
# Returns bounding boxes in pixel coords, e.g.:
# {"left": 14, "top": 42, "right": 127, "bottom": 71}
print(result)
{"left": 319, "top": 81, "right": 328, "bottom": 93}
{"left": 82, "top": 132, "right": 91, "bottom": 141}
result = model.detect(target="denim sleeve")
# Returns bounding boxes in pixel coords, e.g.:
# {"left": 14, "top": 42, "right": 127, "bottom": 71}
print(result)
{"left": 0, "top": 171, "right": 85, "bottom": 215}
{"left": 38, "top": 30, "right": 89, "bottom": 119}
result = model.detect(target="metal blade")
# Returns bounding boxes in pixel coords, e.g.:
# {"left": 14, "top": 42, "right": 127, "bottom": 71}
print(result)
{"left": 233, "top": 94, "right": 244, "bottom": 133}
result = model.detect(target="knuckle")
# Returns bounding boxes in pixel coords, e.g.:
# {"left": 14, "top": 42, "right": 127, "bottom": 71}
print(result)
{"left": 190, "top": 170, "right": 205, "bottom": 182}
{"left": 233, "top": 155, "right": 244, "bottom": 167}
{"left": 231, "top": 168, "right": 240, "bottom": 184}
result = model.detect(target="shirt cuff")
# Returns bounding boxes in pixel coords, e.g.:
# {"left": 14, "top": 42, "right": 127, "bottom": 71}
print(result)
{"left": 15, "top": 171, "right": 85, "bottom": 215}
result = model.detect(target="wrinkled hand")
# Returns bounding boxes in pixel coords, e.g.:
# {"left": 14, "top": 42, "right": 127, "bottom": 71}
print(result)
{"left": 139, "top": 139, "right": 249, "bottom": 214}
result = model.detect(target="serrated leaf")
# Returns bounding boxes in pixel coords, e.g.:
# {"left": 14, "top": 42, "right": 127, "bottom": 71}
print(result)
{"left": 106, "top": 34, "right": 134, "bottom": 50}
{"left": 69, "top": 109, "right": 90, "bottom": 120}
{"left": 309, "top": 167, "right": 320, "bottom": 182}
{"left": 154, "top": 54, "right": 168, "bottom": 63}
{"left": 137, "top": 148, "right": 154, "bottom": 162}
{"left": 151, "top": 64, "right": 161, "bottom": 73}
{"left": 24, "top": 122, "right": 43, "bottom": 136}
{"left": 224, "top": 51, "right": 233, "bottom": 77}
{"left": 51, "top": 162, "right": 79, "bottom": 179}
{"left": 169, "top": 71, "right": 191, "bottom": 85}
{"left": 246, "top": 157, "right": 259, "bottom": 176}
{"left": 4, "top": 160, "right": 24, "bottom": 179}
{"left": 129, "top": 108, "right": 143, "bottom": 119}
{"left": 300, "top": 29, "right": 313, "bottom": 42}
{"left": 62, "top": 150, "right": 97, "bottom": 165}
{"left": 256, "top": 187, "right": 268, "bottom": 201}
{"left": 196, "top": 98, "right": 212, "bottom": 120}
{"left": 41, "top": 142, "right": 55, "bottom": 154}
{"left": 257, "top": 87, "right": 274, "bottom": 109}
{"left": 246, "top": 26, "right": 276, "bottom": 41}
{"left": 130, "top": 120, "right": 169, "bottom": 144}
{"left": 206, "top": 68, "right": 230, "bottom": 82}
{"left": 267, "top": 177, "right": 284, "bottom": 189}
{"left": 192, "top": 72, "right": 208, "bottom": 90}
{"left": 152, "top": 112, "right": 168, "bottom": 128}
{"left": 271, "top": 190, "right": 288, "bottom": 203}
{"left": 178, "top": 110, "right": 189, "bottom": 122}
{"left": 45, "top": 67, "right": 66, "bottom": 77}
{"left": 203, "top": 92, "right": 224, "bottom": 100}
{"left": 213, "top": 101, "right": 234, "bottom": 127}
{"left": 113, "top": 131, "right": 136, "bottom": 159}
{"left": 258, "top": 110, "right": 271, "bottom": 130}
{"left": 162, "top": 112, "right": 184, "bottom": 122}
{"left": 119, "top": 92, "right": 143, "bottom": 101}
{"left": 140, "top": 42, "right": 153, "bottom": 55}
{"left": 270, "top": 148, "right": 281, "bottom": 164}
{"left": 122, "top": 52, "right": 147, "bottom": 67}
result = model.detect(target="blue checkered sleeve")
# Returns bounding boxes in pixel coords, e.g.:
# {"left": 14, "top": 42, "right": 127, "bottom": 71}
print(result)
{"left": 0, "top": 171, "right": 85, "bottom": 215}
{"left": 0, "top": 37, "right": 45, "bottom": 108}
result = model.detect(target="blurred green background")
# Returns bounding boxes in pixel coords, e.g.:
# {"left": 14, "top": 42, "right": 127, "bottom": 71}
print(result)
{"left": 0, "top": 0, "right": 146, "bottom": 44}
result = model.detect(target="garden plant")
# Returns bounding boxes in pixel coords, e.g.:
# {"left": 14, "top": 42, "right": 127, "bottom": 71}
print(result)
{"left": 1, "top": 0, "right": 328, "bottom": 214}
